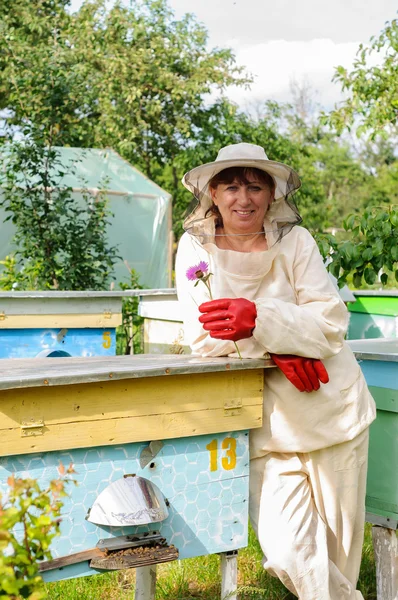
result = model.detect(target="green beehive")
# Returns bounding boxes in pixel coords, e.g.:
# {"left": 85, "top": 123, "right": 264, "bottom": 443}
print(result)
{"left": 348, "top": 338, "right": 398, "bottom": 528}
{"left": 347, "top": 291, "right": 398, "bottom": 340}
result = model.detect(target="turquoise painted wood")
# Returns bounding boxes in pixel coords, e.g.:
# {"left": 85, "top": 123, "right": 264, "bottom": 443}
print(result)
{"left": 347, "top": 312, "right": 397, "bottom": 340}
{"left": 349, "top": 340, "right": 398, "bottom": 524}
{"left": 0, "top": 431, "right": 249, "bottom": 582}
{"left": 0, "top": 328, "right": 116, "bottom": 359}
{"left": 347, "top": 292, "right": 398, "bottom": 340}
{"left": 360, "top": 361, "right": 398, "bottom": 522}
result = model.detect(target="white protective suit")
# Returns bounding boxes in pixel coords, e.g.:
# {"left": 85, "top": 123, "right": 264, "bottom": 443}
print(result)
{"left": 175, "top": 224, "right": 376, "bottom": 600}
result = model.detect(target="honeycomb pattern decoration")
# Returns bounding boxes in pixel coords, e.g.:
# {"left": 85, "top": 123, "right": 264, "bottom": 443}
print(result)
{"left": 0, "top": 328, "right": 116, "bottom": 359}
{"left": 0, "top": 431, "right": 249, "bottom": 582}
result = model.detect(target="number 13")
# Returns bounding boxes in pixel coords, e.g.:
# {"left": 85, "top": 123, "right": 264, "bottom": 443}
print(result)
{"left": 206, "top": 437, "right": 237, "bottom": 472}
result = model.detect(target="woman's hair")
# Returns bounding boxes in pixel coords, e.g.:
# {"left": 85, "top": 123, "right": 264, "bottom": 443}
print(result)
{"left": 205, "top": 167, "right": 275, "bottom": 225}
{"left": 209, "top": 166, "right": 275, "bottom": 191}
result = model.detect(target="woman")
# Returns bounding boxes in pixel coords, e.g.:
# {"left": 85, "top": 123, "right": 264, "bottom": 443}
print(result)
{"left": 175, "top": 142, "right": 376, "bottom": 600}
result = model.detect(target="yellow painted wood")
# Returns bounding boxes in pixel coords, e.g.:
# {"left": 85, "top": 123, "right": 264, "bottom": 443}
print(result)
{"left": 1, "top": 406, "right": 262, "bottom": 456}
{"left": 0, "top": 313, "right": 122, "bottom": 329}
{"left": 0, "top": 370, "right": 263, "bottom": 456}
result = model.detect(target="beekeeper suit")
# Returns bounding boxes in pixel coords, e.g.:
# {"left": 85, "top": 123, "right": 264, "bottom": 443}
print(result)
{"left": 175, "top": 143, "right": 376, "bottom": 600}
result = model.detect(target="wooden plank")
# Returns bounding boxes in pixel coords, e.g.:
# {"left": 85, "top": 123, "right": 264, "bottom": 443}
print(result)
{"left": 0, "top": 406, "right": 261, "bottom": 455}
{"left": 368, "top": 386, "right": 398, "bottom": 413}
{"left": 139, "top": 299, "right": 182, "bottom": 321}
{"left": 39, "top": 548, "right": 104, "bottom": 572}
{"left": 91, "top": 546, "right": 178, "bottom": 570}
{"left": 0, "top": 313, "right": 122, "bottom": 329}
{"left": 0, "top": 370, "right": 263, "bottom": 455}
{"left": 372, "top": 525, "right": 398, "bottom": 600}
{"left": 221, "top": 552, "right": 238, "bottom": 600}
{"left": 0, "top": 369, "right": 263, "bottom": 428}
{"left": 0, "top": 297, "right": 122, "bottom": 316}
{"left": 348, "top": 339, "right": 398, "bottom": 363}
{"left": 135, "top": 565, "right": 157, "bottom": 600}
{"left": 0, "top": 354, "right": 272, "bottom": 390}
{"left": 0, "top": 290, "right": 173, "bottom": 299}
{"left": 349, "top": 296, "right": 398, "bottom": 316}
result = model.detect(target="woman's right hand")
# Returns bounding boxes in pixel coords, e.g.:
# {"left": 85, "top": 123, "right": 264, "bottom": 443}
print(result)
{"left": 270, "top": 354, "right": 329, "bottom": 392}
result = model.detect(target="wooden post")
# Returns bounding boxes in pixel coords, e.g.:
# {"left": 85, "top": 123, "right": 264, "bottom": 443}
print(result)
{"left": 135, "top": 565, "right": 157, "bottom": 600}
{"left": 371, "top": 525, "right": 398, "bottom": 600}
{"left": 221, "top": 550, "right": 238, "bottom": 600}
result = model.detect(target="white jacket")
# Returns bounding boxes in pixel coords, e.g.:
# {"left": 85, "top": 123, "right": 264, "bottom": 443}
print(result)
{"left": 175, "top": 226, "right": 376, "bottom": 455}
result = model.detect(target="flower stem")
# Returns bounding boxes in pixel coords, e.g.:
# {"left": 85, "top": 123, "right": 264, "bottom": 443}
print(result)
{"left": 234, "top": 341, "right": 243, "bottom": 360}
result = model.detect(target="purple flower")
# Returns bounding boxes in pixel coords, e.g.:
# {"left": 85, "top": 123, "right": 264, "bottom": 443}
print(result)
{"left": 186, "top": 261, "right": 209, "bottom": 281}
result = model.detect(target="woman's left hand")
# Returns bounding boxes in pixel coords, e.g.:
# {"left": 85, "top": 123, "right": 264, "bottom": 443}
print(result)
{"left": 270, "top": 354, "right": 329, "bottom": 392}
{"left": 199, "top": 298, "right": 257, "bottom": 342}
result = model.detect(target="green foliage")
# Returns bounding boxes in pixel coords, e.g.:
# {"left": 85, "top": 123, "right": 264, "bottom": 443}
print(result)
{"left": 0, "top": 141, "right": 119, "bottom": 290}
{"left": 1, "top": 0, "right": 397, "bottom": 285}
{"left": 297, "top": 134, "right": 373, "bottom": 230}
{"left": 116, "top": 268, "right": 144, "bottom": 355}
{"left": 318, "top": 18, "right": 398, "bottom": 288}
{"left": 0, "top": 464, "right": 75, "bottom": 599}
{"left": 325, "top": 18, "right": 398, "bottom": 137}
{"left": 316, "top": 205, "right": 398, "bottom": 288}
{"left": 0, "top": 0, "right": 86, "bottom": 146}
{"left": 0, "top": 0, "right": 250, "bottom": 163}
{"left": 0, "top": 0, "right": 252, "bottom": 253}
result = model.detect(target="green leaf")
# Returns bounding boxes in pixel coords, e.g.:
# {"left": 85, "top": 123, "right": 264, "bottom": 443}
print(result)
{"left": 372, "top": 238, "right": 384, "bottom": 256}
{"left": 353, "top": 272, "right": 363, "bottom": 288}
{"left": 343, "top": 214, "right": 356, "bottom": 231}
{"left": 390, "top": 211, "right": 398, "bottom": 227}
{"left": 364, "top": 267, "right": 377, "bottom": 285}
{"left": 362, "top": 248, "right": 373, "bottom": 261}
{"left": 380, "top": 273, "right": 388, "bottom": 285}
{"left": 316, "top": 238, "right": 330, "bottom": 258}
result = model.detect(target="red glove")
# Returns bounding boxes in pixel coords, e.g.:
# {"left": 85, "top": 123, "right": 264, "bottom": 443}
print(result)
{"left": 199, "top": 298, "right": 257, "bottom": 342}
{"left": 270, "top": 354, "right": 329, "bottom": 393}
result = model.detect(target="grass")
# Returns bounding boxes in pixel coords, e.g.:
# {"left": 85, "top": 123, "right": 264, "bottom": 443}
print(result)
{"left": 46, "top": 524, "right": 377, "bottom": 600}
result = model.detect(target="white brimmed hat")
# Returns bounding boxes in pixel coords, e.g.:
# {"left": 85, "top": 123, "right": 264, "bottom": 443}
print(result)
{"left": 182, "top": 142, "right": 301, "bottom": 204}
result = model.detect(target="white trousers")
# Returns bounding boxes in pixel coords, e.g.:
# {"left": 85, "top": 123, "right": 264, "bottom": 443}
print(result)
{"left": 249, "top": 429, "right": 369, "bottom": 600}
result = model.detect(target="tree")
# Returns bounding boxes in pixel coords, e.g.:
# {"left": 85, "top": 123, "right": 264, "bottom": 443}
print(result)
{"left": 0, "top": 0, "right": 249, "bottom": 166}
{"left": 319, "top": 18, "right": 398, "bottom": 288}
{"left": 326, "top": 17, "right": 398, "bottom": 138}
{"left": 316, "top": 206, "right": 398, "bottom": 288}
{"left": 0, "top": 0, "right": 87, "bottom": 146}
{"left": 0, "top": 141, "right": 119, "bottom": 290}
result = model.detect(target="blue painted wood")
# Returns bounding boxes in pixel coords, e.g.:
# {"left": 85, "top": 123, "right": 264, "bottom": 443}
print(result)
{"left": 358, "top": 360, "right": 398, "bottom": 390}
{"left": 0, "top": 431, "right": 250, "bottom": 582}
{"left": 0, "top": 328, "right": 116, "bottom": 359}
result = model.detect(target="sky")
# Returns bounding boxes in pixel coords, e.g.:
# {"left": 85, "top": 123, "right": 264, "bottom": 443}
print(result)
{"left": 70, "top": 0, "right": 397, "bottom": 111}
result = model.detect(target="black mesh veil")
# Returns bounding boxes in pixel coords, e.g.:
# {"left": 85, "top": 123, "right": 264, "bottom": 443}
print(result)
{"left": 182, "top": 156, "right": 302, "bottom": 248}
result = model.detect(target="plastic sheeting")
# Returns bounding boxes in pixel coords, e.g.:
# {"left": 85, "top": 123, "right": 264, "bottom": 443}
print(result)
{"left": 0, "top": 147, "right": 172, "bottom": 288}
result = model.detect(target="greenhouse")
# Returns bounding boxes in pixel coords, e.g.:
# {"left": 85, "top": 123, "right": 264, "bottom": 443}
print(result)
{"left": 0, "top": 147, "right": 173, "bottom": 288}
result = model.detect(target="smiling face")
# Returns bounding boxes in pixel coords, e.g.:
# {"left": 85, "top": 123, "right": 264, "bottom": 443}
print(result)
{"left": 209, "top": 167, "right": 275, "bottom": 234}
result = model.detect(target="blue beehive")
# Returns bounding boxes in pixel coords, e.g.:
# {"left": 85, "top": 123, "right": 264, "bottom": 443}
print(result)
{"left": 0, "top": 291, "right": 125, "bottom": 358}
